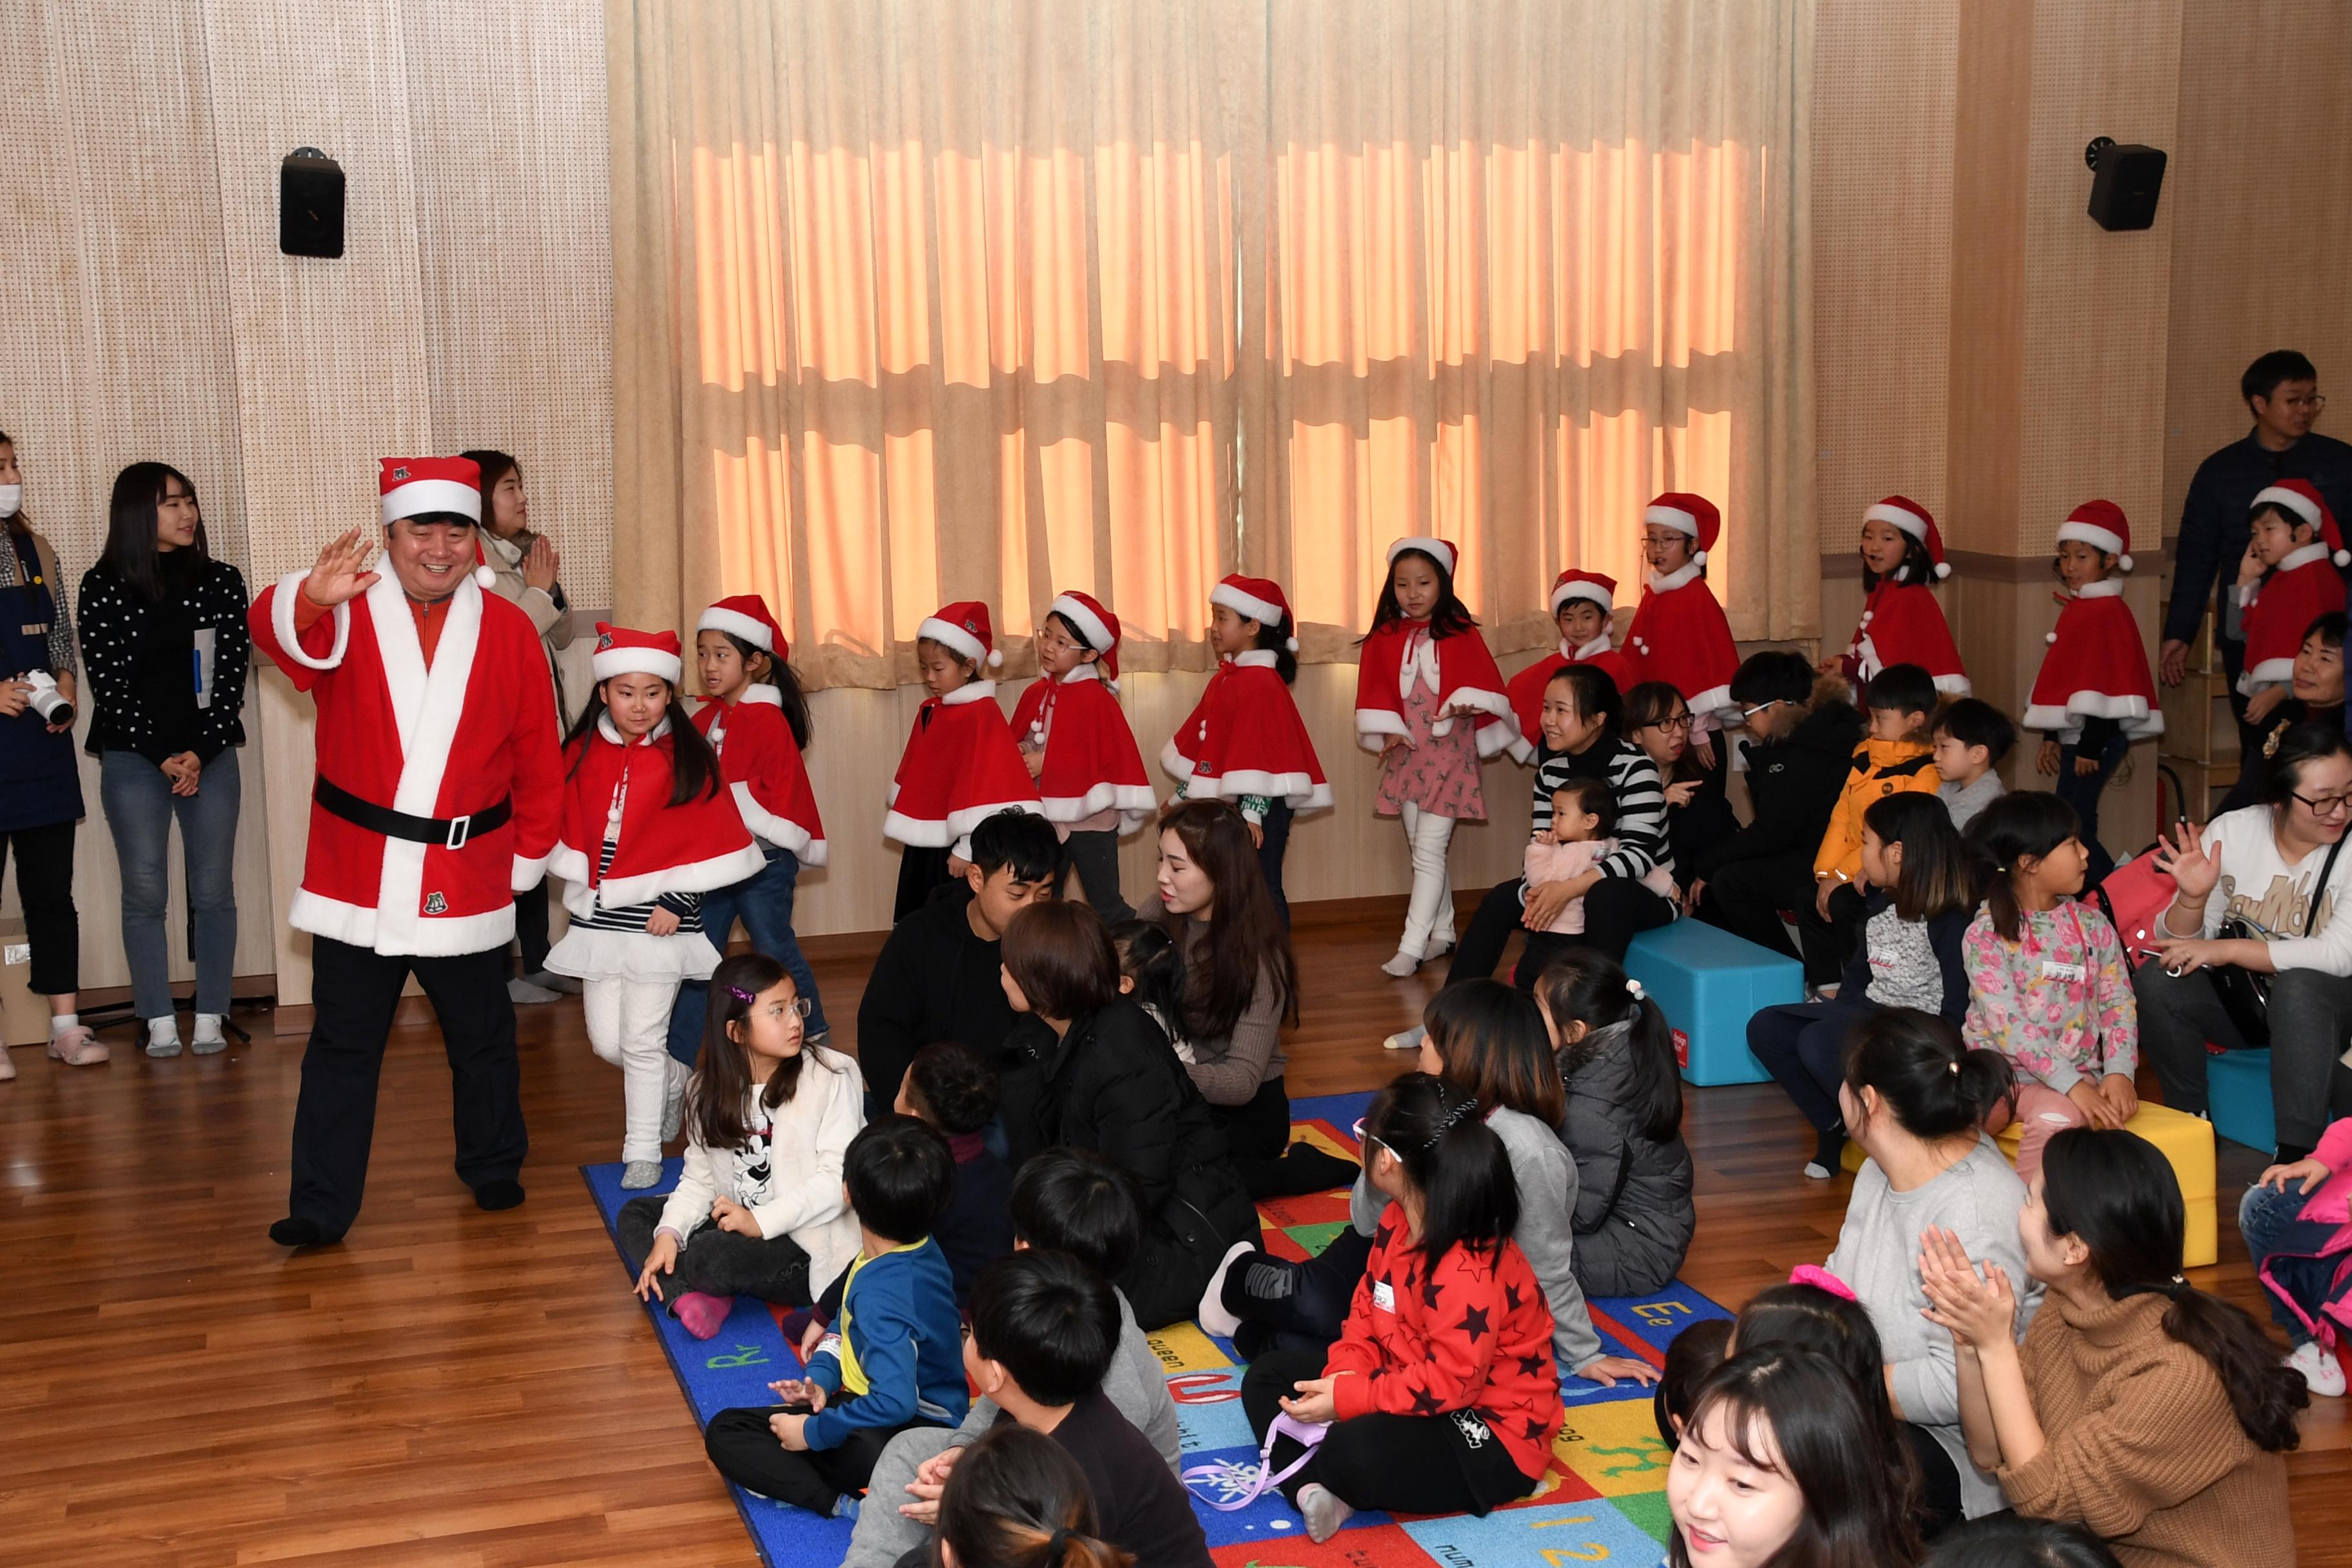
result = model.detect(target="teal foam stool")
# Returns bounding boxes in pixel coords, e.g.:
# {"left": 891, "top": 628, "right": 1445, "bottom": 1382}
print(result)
{"left": 2205, "top": 1047, "right": 2277, "bottom": 1155}
{"left": 1624, "top": 919, "right": 1802, "bottom": 1086}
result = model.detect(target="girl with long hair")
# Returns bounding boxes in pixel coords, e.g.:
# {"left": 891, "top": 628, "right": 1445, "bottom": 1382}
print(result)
{"left": 934, "top": 1424, "right": 1133, "bottom": 1568}
{"left": 1921, "top": 1126, "right": 2302, "bottom": 1565}
{"left": 545, "top": 625, "right": 763, "bottom": 1188}
{"left": 1829, "top": 494, "right": 1969, "bottom": 700}
{"left": 620, "top": 952, "right": 862, "bottom": 1338}
{"left": 885, "top": 600, "right": 1041, "bottom": 921}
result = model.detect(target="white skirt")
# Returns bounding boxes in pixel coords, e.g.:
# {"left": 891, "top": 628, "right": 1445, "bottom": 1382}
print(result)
{"left": 545, "top": 925, "right": 723, "bottom": 983}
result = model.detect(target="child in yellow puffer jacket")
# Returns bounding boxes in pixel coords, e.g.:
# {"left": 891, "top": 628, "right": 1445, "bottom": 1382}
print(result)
{"left": 1804, "top": 662, "right": 1943, "bottom": 991}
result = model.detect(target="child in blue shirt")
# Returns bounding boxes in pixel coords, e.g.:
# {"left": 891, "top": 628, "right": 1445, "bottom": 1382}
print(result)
{"left": 702, "top": 1116, "right": 969, "bottom": 1516}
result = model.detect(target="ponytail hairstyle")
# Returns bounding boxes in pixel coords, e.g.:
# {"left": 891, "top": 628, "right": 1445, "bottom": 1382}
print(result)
{"left": 1362, "top": 1071, "right": 1518, "bottom": 1264}
{"left": 1863, "top": 525, "right": 1940, "bottom": 591}
{"left": 1423, "top": 979, "right": 1564, "bottom": 1127}
{"left": 2040, "top": 1128, "right": 2308, "bottom": 1452}
{"left": 1670, "top": 1348, "right": 1923, "bottom": 1568}
{"left": 689, "top": 952, "right": 810, "bottom": 1150}
{"left": 937, "top": 1423, "right": 1134, "bottom": 1568}
{"left": 1964, "top": 789, "right": 2080, "bottom": 943}
{"left": 1534, "top": 948, "right": 1682, "bottom": 1142}
{"left": 2262, "top": 720, "right": 2352, "bottom": 809}
{"left": 1863, "top": 792, "right": 1977, "bottom": 923}
{"left": 1366, "top": 545, "right": 1477, "bottom": 640}
{"left": 710, "top": 627, "right": 814, "bottom": 750}
{"left": 1840, "top": 1007, "right": 2013, "bottom": 1143}
{"left": 1108, "top": 919, "right": 1186, "bottom": 1036}
{"left": 1732, "top": 1279, "right": 1918, "bottom": 1515}
{"left": 562, "top": 675, "right": 721, "bottom": 807}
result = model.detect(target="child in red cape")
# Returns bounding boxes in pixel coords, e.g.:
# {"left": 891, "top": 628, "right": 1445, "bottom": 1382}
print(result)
{"left": 1506, "top": 569, "right": 1637, "bottom": 761}
{"left": 886, "top": 601, "right": 1043, "bottom": 922}
{"left": 1012, "top": 590, "right": 1155, "bottom": 925}
{"left": 1833, "top": 495, "right": 1969, "bottom": 700}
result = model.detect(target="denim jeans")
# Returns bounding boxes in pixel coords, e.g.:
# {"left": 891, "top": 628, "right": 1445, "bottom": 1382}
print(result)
{"left": 2237, "top": 1180, "right": 2331, "bottom": 1342}
{"left": 99, "top": 747, "right": 240, "bottom": 1019}
{"left": 667, "top": 845, "right": 827, "bottom": 1064}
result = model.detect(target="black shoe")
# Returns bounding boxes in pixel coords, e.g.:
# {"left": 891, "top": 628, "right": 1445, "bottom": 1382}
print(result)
{"left": 474, "top": 1178, "right": 526, "bottom": 1212}
{"left": 269, "top": 1215, "right": 337, "bottom": 1248}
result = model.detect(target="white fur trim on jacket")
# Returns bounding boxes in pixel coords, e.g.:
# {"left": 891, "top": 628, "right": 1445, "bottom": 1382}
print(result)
{"left": 1685, "top": 682, "right": 1738, "bottom": 723}
{"left": 883, "top": 796, "right": 1046, "bottom": 848}
{"left": 2237, "top": 658, "right": 2298, "bottom": 696}
{"left": 1183, "top": 768, "right": 1333, "bottom": 812}
{"left": 511, "top": 852, "right": 551, "bottom": 893}
{"left": 1160, "top": 736, "right": 1197, "bottom": 781}
{"left": 2021, "top": 694, "right": 2164, "bottom": 740}
{"left": 289, "top": 888, "right": 515, "bottom": 957}
{"left": 939, "top": 678, "right": 999, "bottom": 706}
{"left": 730, "top": 779, "right": 827, "bottom": 866}
{"left": 270, "top": 571, "right": 351, "bottom": 671}
{"left": 545, "top": 924, "right": 724, "bottom": 983}
{"left": 364, "top": 574, "right": 486, "bottom": 955}
{"left": 564, "top": 839, "right": 768, "bottom": 917}
{"left": 1037, "top": 781, "right": 1159, "bottom": 828}
{"left": 1354, "top": 707, "right": 1413, "bottom": 750}
{"left": 1646, "top": 562, "right": 1704, "bottom": 593}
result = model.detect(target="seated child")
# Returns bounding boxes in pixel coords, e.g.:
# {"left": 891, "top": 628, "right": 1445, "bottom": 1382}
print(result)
{"left": 1522, "top": 775, "right": 1674, "bottom": 934}
{"left": 1652, "top": 1317, "right": 1732, "bottom": 1446}
{"left": 702, "top": 1116, "right": 968, "bottom": 1516}
{"left": 1807, "top": 661, "right": 1942, "bottom": 988}
{"left": 933, "top": 1425, "right": 1126, "bottom": 1568}
{"left": 1931, "top": 698, "right": 2014, "bottom": 832}
{"left": 621, "top": 953, "right": 865, "bottom": 1339}
{"left": 846, "top": 1150, "right": 1183, "bottom": 1568}
{"left": 894, "top": 1041, "right": 1014, "bottom": 1308}
{"left": 1111, "top": 919, "right": 1191, "bottom": 1062}
{"left": 2239, "top": 1119, "right": 2352, "bottom": 1399}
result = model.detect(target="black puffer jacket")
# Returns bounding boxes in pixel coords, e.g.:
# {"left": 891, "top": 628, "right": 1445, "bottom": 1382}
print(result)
{"left": 854, "top": 883, "right": 1019, "bottom": 1113}
{"left": 1688, "top": 692, "right": 1865, "bottom": 880}
{"left": 1556, "top": 1023, "right": 1696, "bottom": 1297}
{"left": 999, "top": 999, "right": 1259, "bottom": 1328}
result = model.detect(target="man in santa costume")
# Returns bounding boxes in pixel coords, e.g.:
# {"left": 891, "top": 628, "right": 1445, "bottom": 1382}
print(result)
{"left": 250, "top": 456, "right": 564, "bottom": 1248}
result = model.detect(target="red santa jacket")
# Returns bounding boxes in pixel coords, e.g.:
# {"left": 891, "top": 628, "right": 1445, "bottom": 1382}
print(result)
{"left": 696, "top": 685, "right": 828, "bottom": 867}
{"left": 1505, "top": 635, "right": 1640, "bottom": 763}
{"left": 1161, "top": 652, "right": 1333, "bottom": 815}
{"left": 1845, "top": 578, "right": 1970, "bottom": 696}
{"left": 547, "top": 717, "right": 765, "bottom": 917}
{"left": 2023, "top": 579, "right": 2164, "bottom": 740}
{"left": 2238, "top": 545, "right": 2349, "bottom": 694}
{"left": 1623, "top": 564, "right": 1741, "bottom": 721}
{"left": 250, "top": 572, "right": 562, "bottom": 957}
{"left": 1353, "top": 619, "right": 1519, "bottom": 760}
{"left": 1010, "top": 666, "right": 1157, "bottom": 828}
{"left": 886, "top": 680, "right": 1043, "bottom": 849}
{"left": 1324, "top": 1201, "right": 1563, "bottom": 1480}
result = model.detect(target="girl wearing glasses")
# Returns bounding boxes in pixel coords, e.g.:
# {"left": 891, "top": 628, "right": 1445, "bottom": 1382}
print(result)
{"left": 1828, "top": 495, "right": 1970, "bottom": 702}
{"left": 1622, "top": 492, "right": 1743, "bottom": 767}
{"left": 2142, "top": 723, "right": 2352, "bottom": 1168}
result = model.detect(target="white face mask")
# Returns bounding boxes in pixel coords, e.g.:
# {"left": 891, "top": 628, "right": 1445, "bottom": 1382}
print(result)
{"left": 0, "top": 485, "right": 19, "bottom": 520}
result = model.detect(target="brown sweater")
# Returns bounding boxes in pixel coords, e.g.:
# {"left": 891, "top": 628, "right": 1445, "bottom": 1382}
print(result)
{"left": 2001, "top": 1290, "right": 2293, "bottom": 1568}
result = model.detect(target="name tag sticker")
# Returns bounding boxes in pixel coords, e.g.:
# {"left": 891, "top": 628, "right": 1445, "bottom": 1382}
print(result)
{"left": 2039, "top": 961, "right": 2086, "bottom": 983}
{"left": 1372, "top": 1280, "right": 1396, "bottom": 1314}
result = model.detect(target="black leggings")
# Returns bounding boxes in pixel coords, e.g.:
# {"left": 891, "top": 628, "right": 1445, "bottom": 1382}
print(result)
{"left": 1222, "top": 1225, "right": 1374, "bottom": 1361}
{"left": 1444, "top": 876, "right": 1676, "bottom": 990}
{"left": 1903, "top": 1422, "right": 1966, "bottom": 1540}
{"left": 1, "top": 819, "right": 78, "bottom": 995}
{"left": 892, "top": 846, "right": 954, "bottom": 924}
{"left": 704, "top": 1398, "right": 945, "bottom": 1513}
{"left": 1211, "top": 1076, "right": 1361, "bottom": 1199}
{"left": 618, "top": 1195, "right": 817, "bottom": 1308}
{"left": 1241, "top": 1348, "right": 1537, "bottom": 1515}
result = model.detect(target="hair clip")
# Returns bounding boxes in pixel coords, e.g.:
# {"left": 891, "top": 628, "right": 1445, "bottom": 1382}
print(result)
{"left": 1949, "top": 1059, "right": 1961, "bottom": 1075}
{"left": 1419, "top": 1091, "right": 1482, "bottom": 1148}
{"left": 1788, "top": 1264, "right": 1857, "bottom": 1302}
{"left": 1625, "top": 977, "right": 1646, "bottom": 1001}
{"left": 727, "top": 985, "right": 757, "bottom": 1003}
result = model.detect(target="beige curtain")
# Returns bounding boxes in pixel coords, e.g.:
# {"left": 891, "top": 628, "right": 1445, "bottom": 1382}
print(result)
{"left": 611, "top": 0, "right": 1814, "bottom": 684}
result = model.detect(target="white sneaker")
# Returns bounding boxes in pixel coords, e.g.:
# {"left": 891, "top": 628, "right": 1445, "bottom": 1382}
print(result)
{"left": 1197, "top": 1240, "right": 1256, "bottom": 1339}
{"left": 1380, "top": 949, "right": 1421, "bottom": 979}
{"left": 1383, "top": 1023, "right": 1428, "bottom": 1052}
{"left": 2289, "top": 1340, "right": 2345, "bottom": 1396}
{"left": 146, "top": 1017, "right": 183, "bottom": 1058}
{"left": 191, "top": 1013, "right": 228, "bottom": 1055}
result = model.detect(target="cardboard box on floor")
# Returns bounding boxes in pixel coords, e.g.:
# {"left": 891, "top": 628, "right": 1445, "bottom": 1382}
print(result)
{"left": 1, "top": 917, "right": 49, "bottom": 1047}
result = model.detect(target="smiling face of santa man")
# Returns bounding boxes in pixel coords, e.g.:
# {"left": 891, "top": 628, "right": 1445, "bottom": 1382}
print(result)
{"left": 382, "top": 514, "right": 478, "bottom": 602}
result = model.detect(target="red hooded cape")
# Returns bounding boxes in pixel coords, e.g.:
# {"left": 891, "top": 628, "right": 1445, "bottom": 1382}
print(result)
{"left": 2023, "top": 582, "right": 2163, "bottom": 739}
{"left": 1162, "top": 652, "right": 1333, "bottom": 811}
{"left": 1353, "top": 619, "right": 1518, "bottom": 759}
{"left": 1010, "top": 667, "right": 1157, "bottom": 828}
{"left": 694, "top": 684, "right": 827, "bottom": 867}
{"left": 886, "top": 681, "right": 1044, "bottom": 848}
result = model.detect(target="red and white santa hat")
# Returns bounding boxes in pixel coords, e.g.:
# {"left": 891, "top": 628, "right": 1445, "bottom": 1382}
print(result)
{"left": 1551, "top": 569, "right": 1617, "bottom": 615}
{"left": 1386, "top": 537, "right": 1458, "bottom": 577}
{"left": 2055, "top": 499, "right": 2135, "bottom": 573}
{"left": 380, "top": 456, "right": 495, "bottom": 585}
{"left": 919, "top": 600, "right": 1004, "bottom": 671}
{"left": 1645, "top": 492, "right": 1723, "bottom": 565}
{"left": 699, "top": 593, "right": 789, "bottom": 660}
{"left": 1211, "top": 573, "right": 1300, "bottom": 652}
{"left": 2253, "top": 479, "right": 2349, "bottom": 568}
{"left": 592, "top": 622, "right": 683, "bottom": 685}
{"left": 1048, "top": 590, "right": 1123, "bottom": 680}
{"left": 1863, "top": 495, "right": 1952, "bottom": 580}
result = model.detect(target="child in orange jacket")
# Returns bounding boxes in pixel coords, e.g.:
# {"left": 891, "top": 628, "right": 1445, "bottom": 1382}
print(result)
{"left": 1805, "top": 662, "right": 1941, "bottom": 990}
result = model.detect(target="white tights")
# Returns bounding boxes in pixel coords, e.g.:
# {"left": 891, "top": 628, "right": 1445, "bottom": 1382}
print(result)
{"left": 583, "top": 975, "right": 687, "bottom": 1164}
{"left": 1397, "top": 802, "right": 1459, "bottom": 959}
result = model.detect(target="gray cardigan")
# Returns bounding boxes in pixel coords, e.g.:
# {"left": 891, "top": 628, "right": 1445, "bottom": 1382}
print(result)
{"left": 1351, "top": 1105, "right": 1606, "bottom": 1374}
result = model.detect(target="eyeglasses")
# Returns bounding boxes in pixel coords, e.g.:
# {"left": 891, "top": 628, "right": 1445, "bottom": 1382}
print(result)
{"left": 783, "top": 996, "right": 814, "bottom": 1018}
{"left": 2290, "top": 789, "right": 2352, "bottom": 817}
{"left": 1740, "top": 699, "right": 1784, "bottom": 722}
{"left": 2278, "top": 393, "right": 2329, "bottom": 414}
{"left": 1642, "top": 712, "right": 1695, "bottom": 732}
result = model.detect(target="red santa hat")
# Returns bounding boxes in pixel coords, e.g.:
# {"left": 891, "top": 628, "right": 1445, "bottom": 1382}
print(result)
{"left": 1550, "top": 569, "right": 1617, "bottom": 615}
{"left": 1386, "top": 537, "right": 1458, "bottom": 577}
{"left": 1211, "top": 573, "right": 1300, "bottom": 652}
{"left": 919, "top": 600, "right": 1004, "bottom": 671}
{"left": 2253, "top": 480, "right": 2349, "bottom": 569}
{"left": 2055, "top": 499, "right": 2135, "bottom": 573}
{"left": 1863, "top": 495, "right": 1952, "bottom": 580}
{"left": 591, "top": 622, "right": 684, "bottom": 685}
{"left": 381, "top": 456, "right": 495, "bottom": 586}
{"left": 699, "top": 593, "right": 789, "bottom": 659}
{"left": 1047, "top": 591, "right": 1122, "bottom": 680}
{"left": 1645, "top": 492, "right": 1722, "bottom": 565}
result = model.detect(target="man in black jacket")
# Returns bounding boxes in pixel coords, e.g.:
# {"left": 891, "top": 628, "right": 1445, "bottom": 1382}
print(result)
{"left": 856, "top": 810, "right": 1060, "bottom": 1117}
{"left": 2162, "top": 349, "right": 2352, "bottom": 761}
{"left": 1686, "top": 652, "right": 1863, "bottom": 963}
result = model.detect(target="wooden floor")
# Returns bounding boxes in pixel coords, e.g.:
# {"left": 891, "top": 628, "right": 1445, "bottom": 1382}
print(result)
{"left": 6, "top": 894, "right": 2347, "bottom": 1566}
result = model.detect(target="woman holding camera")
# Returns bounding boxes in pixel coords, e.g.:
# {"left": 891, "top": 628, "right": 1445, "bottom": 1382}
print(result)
{"left": 77, "top": 461, "right": 250, "bottom": 1057}
{"left": 0, "top": 430, "right": 102, "bottom": 1077}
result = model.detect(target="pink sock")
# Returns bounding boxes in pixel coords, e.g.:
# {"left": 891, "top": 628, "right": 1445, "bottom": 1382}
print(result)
{"left": 672, "top": 1291, "right": 736, "bottom": 1340}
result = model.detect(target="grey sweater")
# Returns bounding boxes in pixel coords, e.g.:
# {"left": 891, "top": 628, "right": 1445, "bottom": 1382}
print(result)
{"left": 1939, "top": 770, "right": 2005, "bottom": 832}
{"left": 1351, "top": 1106, "right": 1606, "bottom": 1374}
{"left": 1825, "top": 1137, "right": 2044, "bottom": 1520}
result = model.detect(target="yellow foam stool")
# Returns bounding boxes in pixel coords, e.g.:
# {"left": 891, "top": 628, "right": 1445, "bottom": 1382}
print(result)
{"left": 1993, "top": 1101, "right": 2217, "bottom": 1268}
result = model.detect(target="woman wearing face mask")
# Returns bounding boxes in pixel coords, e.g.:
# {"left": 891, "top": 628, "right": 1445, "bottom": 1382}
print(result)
{"left": 0, "top": 429, "right": 102, "bottom": 1077}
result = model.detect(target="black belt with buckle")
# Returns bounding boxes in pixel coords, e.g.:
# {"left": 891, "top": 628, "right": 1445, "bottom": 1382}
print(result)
{"left": 315, "top": 777, "right": 512, "bottom": 850}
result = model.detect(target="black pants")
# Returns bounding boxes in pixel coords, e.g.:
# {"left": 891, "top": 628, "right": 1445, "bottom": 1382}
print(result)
{"left": 1224, "top": 1224, "right": 1373, "bottom": 1361}
{"left": 1903, "top": 1422, "right": 1966, "bottom": 1540}
{"left": 1241, "top": 1348, "right": 1536, "bottom": 1515}
{"left": 1122, "top": 1182, "right": 1264, "bottom": 1331}
{"left": 512, "top": 885, "right": 552, "bottom": 975}
{"left": 1212, "top": 1075, "right": 1360, "bottom": 1199}
{"left": 618, "top": 1195, "right": 816, "bottom": 1308}
{"left": 1, "top": 819, "right": 78, "bottom": 995}
{"left": 1444, "top": 877, "right": 1678, "bottom": 992}
{"left": 1258, "top": 801, "right": 1296, "bottom": 927}
{"left": 1061, "top": 828, "right": 1136, "bottom": 925}
{"left": 893, "top": 845, "right": 952, "bottom": 924}
{"left": 1748, "top": 999, "right": 1878, "bottom": 1137}
{"left": 1795, "top": 883, "right": 1869, "bottom": 988}
{"left": 2133, "top": 957, "right": 2352, "bottom": 1152}
{"left": 285, "top": 938, "right": 528, "bottom": 1239}
{"left": 704, "top": 1398, "right": 945, "bottom": 1513}
{"left": 1695, "top": 849, "right": 1814, "bottom": 964}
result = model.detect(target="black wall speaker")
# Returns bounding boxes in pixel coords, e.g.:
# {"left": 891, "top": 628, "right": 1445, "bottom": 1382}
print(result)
{"left": 2085, "top": 137, "right": 2166, "bottom": 231}
{"left": 280, "top": 148, "right": 345, "bottom": 259}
